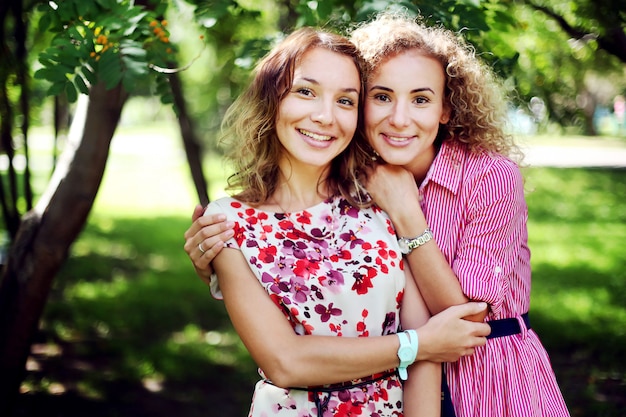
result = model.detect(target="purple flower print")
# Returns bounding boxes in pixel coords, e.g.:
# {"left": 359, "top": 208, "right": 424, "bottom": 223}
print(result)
{"left": 314, "top": 302, "right": 342, "bottom": 322}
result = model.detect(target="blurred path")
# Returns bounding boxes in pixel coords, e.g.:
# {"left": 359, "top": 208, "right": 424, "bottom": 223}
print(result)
{"left": 521, "top": 141, "right": 626, "bottom": 168}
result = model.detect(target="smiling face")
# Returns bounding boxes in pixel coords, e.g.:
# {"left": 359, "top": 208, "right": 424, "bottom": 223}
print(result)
{"left": 275, "top": 47, "right": 360, "bottom": 173}
{"left": 364, "top": 49, "right": 450, "bottom": 179}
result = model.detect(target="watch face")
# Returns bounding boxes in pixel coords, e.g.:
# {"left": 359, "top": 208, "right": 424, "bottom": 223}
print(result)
{"left": 398, "top": 346, "right": 414, "bottom": 361}
{"left": 398, "top": 240, "right": 409, "bottom": 254}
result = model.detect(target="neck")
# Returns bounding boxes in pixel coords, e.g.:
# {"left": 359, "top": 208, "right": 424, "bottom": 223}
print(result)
{"left": 272, "top": 157, "right": 332, "bottom": 211}
{"left": 405, "top": 145, "right": 438, "bottom": 186}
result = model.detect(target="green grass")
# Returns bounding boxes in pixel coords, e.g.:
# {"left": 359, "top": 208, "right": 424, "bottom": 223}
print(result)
{"left": 522, "top": 167, "right": 626, "bottom": 417}
{"left": 11, "top": 126, "right": 626, "bottom": 416}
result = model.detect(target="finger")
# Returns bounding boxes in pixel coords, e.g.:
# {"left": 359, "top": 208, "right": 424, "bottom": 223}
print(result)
{"left": 198, "top": 239, "right": 225, "bottom": 264}
{"left": 451, "top": 301, "right": 488, "bottom": 318}
{"left": 197, "top": 221, "right": 235, "bottom": 243}
{"left": 191, "top": 204, "right": 204, "bottom": 222}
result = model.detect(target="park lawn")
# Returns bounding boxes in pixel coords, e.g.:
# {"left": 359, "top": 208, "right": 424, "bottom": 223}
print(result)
{"left": 13, "top": 125, "right": 626, "bottom": 416}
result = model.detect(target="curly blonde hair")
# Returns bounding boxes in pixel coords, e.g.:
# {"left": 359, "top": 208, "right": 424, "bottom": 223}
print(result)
{"left": 219, "top": 27, "right": 372, "bottom": 206}
{"left": 350, "top": 11, "right": 521, "bottom": 159}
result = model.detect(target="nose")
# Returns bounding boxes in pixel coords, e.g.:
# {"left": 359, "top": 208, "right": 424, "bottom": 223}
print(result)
{"left": 389, "top": 100, "right": 410, "bottom": 128}
{"left": 311, "top": 99, "right": 334, "bottom": 125}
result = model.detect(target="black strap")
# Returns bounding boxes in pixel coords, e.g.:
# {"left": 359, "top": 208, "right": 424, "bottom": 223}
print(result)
{"left": 441, "top": 368, "right": 456, "bottom": 417}
{"left": 486, "top": 312, "right": 530, "bottom": 339}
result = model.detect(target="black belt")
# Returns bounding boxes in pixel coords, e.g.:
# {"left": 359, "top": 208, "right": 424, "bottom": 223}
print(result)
{"left": 486, "top": 312, "right": 530, "bottom": 339}
{"left": 267, "top": 370, "right": 397, "bottom": 417}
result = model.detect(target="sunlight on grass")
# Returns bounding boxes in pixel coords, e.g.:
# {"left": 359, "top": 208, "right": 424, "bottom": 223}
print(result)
{"left": 533, "top": 287, "right": 626, "bottom": 327}
{"left": 529, "top": 223, "right": 625, "bottom": 271}
{"left": 167, "top": 324, "right": 244, "bottom": 367}
{"left": 66, "top": 277, "right": 130, "bottom": 300}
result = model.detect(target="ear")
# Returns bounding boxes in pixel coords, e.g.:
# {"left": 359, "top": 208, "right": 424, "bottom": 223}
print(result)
{"left": 440, "top": 102, "right": 451, "bottom": 124}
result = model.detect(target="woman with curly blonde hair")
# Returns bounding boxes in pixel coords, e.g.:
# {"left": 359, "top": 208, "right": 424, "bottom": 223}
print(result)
{"left": 351, "top": 11, "right": 570, "bottom": 417}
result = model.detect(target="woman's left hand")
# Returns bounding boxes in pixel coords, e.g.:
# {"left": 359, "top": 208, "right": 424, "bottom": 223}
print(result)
{"left": 364, "top": 164, "right": 423, "bottom": 223}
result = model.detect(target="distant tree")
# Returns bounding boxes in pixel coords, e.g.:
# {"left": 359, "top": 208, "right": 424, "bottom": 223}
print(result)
{"left": 501, "top": 0, "right": 626, "bottom": 134}
{"left": 522, "top": 0, "right": 626, "bottom": 63}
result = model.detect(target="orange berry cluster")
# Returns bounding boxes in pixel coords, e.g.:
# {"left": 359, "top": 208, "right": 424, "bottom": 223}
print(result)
{"left": 90, "top": 27, "right": 114, "bottom": 60}
{"left": 150, "top": 20, "right": 169, "bottom": 44}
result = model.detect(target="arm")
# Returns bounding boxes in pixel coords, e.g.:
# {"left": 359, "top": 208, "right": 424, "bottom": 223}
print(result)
{"left": 365, "top": 164, "right": 485, "bottom": 321}
{"left": 212, "top": 244, "right": 490, "bottom": 388}
{"left": 183, "top": 204, "right": 235, "bottom": 285}
{"left": 400, "top": 267, "right": 440, "bottom": 417}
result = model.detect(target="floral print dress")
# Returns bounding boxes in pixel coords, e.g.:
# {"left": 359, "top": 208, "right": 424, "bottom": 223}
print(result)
{"left": 205, "top": 195, "right": 407, "bottom": 417}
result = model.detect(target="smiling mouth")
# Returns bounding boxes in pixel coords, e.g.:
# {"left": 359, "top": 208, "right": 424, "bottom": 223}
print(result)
{"left": 299, "top": 129, "right": 332, "bottom": 141}
{"left": 384, "top": 133, "right": 414, "bottom": 142}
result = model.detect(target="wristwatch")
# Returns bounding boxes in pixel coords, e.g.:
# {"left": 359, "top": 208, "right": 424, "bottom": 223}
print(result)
{"left": 398, "top": 227, "right": 433, "bottom": 254}
{"left": 396, "top": 330, "right": 418, "bottom": 380}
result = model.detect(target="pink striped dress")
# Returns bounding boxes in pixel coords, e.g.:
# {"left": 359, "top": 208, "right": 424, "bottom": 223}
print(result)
{"left": 420, "top": 141, "right": 570, "bottom": 416}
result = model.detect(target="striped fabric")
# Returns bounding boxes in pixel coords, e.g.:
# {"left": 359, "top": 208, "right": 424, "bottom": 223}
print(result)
{"left": 420, "top": 141, "right": 570, "bottom": 416}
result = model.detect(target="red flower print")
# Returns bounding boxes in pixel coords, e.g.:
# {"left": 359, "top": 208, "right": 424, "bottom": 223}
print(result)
{"left": 295, "top": 210, "right": 312, "bottom": 225}
{"left": 278, "top": 218, "right": 293, "bottom": 231}
{"left": 335, "top": 399, "right": 364, "bottom": 416}
{"left": 258, "top": 245, "right": 277, "bottom": 263}
{"left": 232, "top": 223, "right": 245, "bottom": 246}
{"left": 352, "top": 267, "right": 376, "bottom": 295}
{"left": 293, "top": 258, "right": 319, "bottom": 278}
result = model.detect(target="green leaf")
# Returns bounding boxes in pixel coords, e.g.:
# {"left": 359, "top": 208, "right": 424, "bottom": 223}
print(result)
{"left": 120, "top": 44, "right": 147, "bottom": 60}
{"left": 38, "top": 12, "right": 52, "bottom": 32}
{"left": 65, "top": 81, "right": 78, "bottom": 102}
{"left": 34, "top": 67, "right": 69, "bottom": 82}
{"left": 121, "top": 72, "right": 137, "bottom": 92}
{"left": 74, "top": 74, "right": 90, "bottom": 95}
{"left": 81, "top": 66, "right": 98, "bottom": 85}
{"left": 122, "top": 56, "right": 149, "bottom": 77}
{"left": 75, "top": 0, "right": 98, "bottom": 18}
{"left": 47, "top": 82, "right": 66, "bottom": 97}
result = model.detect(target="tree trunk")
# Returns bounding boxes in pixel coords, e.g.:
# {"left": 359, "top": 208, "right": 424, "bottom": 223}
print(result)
{"left": 0, "top": 82, "right": 128, "bottom": 415}
{"left": 169, "top": 72, "right": 209, "bottom": 206}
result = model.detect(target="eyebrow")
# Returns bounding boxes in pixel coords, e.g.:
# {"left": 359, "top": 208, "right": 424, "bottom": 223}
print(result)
{"left": 369, "top": 85, "right": 435, "bottom": 95}
{"left": 298, "top": 77, "right": 360, "bottom": 94}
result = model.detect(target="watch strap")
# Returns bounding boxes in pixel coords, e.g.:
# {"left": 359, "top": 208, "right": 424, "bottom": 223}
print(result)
{"left": 396, "top": 330, "right": 418, "bottom": 380}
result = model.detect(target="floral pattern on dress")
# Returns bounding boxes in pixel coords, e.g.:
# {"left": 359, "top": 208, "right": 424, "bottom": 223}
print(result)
{"left": 205, "top": 196, "right": 407, "bottom": 416}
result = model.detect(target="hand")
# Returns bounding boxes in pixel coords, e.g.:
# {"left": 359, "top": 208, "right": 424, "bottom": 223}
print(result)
{"left": 416, "top": 302, "right": 491, "bottom": 363}
{"left": 364, "top": 164, "right": 422, "bottom": 222}
{"left": 183, "top": 204, "right": 235, "bottom": 285}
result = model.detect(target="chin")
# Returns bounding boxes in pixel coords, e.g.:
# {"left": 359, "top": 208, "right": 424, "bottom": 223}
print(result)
{"left": 376, "top": 151, "right": 416, "bottom": 166}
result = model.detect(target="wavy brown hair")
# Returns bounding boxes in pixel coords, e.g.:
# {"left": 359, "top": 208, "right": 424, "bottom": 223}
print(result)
{"left": 220, "top": 27, "right": 372, "bottom": 206}
{"left": 350, "top": 11, "right": 522, "bottom": 160}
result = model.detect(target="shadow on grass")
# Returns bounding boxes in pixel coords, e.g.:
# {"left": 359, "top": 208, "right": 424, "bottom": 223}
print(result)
{"left": 16, "top": 215, "right": 257, "bottom": 417}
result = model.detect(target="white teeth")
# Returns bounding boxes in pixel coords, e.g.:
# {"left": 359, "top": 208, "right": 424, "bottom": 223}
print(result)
{"left": 299, "top": 129, "right": 331, "bottom": 141}
{"left": 387, "top": 135, "right": 410, "bottom": 142}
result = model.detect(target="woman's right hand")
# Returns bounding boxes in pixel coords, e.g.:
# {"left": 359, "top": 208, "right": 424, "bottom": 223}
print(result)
{"left": 416, "top": 302, "right": 491, "bottom": 363}
{"left": 183, "top": 204, "right": 235, "bottom": 285}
